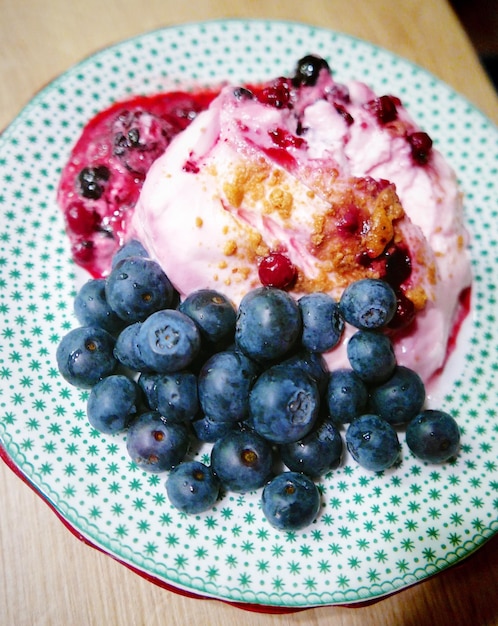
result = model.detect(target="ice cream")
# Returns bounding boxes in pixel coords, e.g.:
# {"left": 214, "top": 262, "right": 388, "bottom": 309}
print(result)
{"left": 58, "top": 56, "right": 472, "bottom": 384}
{"left": 129, "top": 62, "right": 471, "bottom": 382}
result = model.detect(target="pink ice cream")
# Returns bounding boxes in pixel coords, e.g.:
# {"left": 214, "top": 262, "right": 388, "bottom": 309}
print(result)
{"left": 130, "top": 68, "right": 472, "bottom": 383}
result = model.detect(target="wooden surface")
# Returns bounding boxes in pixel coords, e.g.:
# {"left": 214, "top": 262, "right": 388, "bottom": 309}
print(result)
{"left": 1, "top": 1, "right": 497, "bottom": 625}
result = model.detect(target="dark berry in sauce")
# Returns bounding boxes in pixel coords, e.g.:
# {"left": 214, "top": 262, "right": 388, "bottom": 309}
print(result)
{"left": 78, "top": 166, "right": 110, "bottom": 200}
{"left": 233, "top": 87, "right": 254, "bottom": 100}
{"left": 292, "top": 55, "right": 331, "bottom": 87}
{"left": 385, "top": 247, "right": 412, "bottom": 287}
{"left": 408, "top": 131, "right": 433, "bottom": 165}
{"left": 388, "top": 291, "right": 416, "bottom": 331}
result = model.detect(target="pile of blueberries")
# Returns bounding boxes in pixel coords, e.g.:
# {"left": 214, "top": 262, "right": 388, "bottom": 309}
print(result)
{"left": 56, "top": 241, "right": 460, "bottom": 531}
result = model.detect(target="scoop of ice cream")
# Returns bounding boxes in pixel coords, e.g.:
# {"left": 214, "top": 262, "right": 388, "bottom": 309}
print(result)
{"left": 130, "top": 69, "right": 471, "bottom": 383}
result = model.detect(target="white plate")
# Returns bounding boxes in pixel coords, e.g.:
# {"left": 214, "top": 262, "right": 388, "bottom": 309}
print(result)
{"left": 1, "top": 19, "right": 497, "bottom": 610}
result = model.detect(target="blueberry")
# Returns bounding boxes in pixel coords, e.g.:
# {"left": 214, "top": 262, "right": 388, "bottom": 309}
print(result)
{"left": 210, "top": 428, "right": 273, "bottom": 493}
{"left": 56, "top": 326, "right": 117, "bottom": 388}
{"left": 137, "top": 372, "right": 161, "bottom": 410}
{"left": 198, "top": 350, "right": 260, "bottom": 424}
{"left": 155, "top": 371, "right": 199, "bottom": 423}
{"left": 74, "top": 278, "right": 125, "bottom": 334}
{"left": 111, "top": 239, "right": 150, "bottom": 267}
{"left": 105, "top": 256, "right": 175, "bottom": 323}
{"left": 292, "top": 55, "right": 330, "bottom": 87}
{"left": 137, "top": 309, "right": 201, "bottom": 373}
{"left": 179, "top": 289, "right": 236, "bottom": 346}
{"left": 280, "top": 417, "right": 343, "bottom": 477}
{"left": 298, "top": 292, "right": 344, "bottom": 352}
{"left": 166, "top": 461, "right": 220, "bottom": 514}
{"left": 249, "top": 363, "right": 320, "bottom": 444}
{"left": 281, "top": 349, "right": 329, "bottom": 397}
{"left": 112, "top": 110, "right": 172, "bottom": 175}
{"left": 326, "top": 368, "right": 369, "bottom": 424}
{"left": 406, "top": 409, "right": 460, "bottom": 463}
{"left": 235, "top": 287, "right": 302, "bottom": 362}
{"left": 339, "top": 278, "right": 397, "bottom": 329}
{"left": 87, "top": 374, "right": 141, "bottom": 434}
{"left": 369, "top": 366, "right": 426, "bottom": 425}
{"left": 347, "top": 330, "right": 396, "bottom": 384}
{"left": 78, "top": 165, "right": 110, "bottom": 200}
{"left": 126, "top": 411, "right": 190, "bottom": 472}
{"left": 191, "top": 414, "right": 236, "bottom": 443}
{"left": 113, "top": 322, "right": 151, "bottom": 372}
{"left": 233, "top": 87, "right": 254, "bottom": 100}
{"left": 261, "top": 472, "right": 321, "bottom": 531}
{"left": 346, "top": 414, "right": 400, "bottom": 472}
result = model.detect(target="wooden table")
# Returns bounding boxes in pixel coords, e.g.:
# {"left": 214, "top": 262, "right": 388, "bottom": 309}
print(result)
{"left": 1, "top": 1, "right": 497, "bottom": 624}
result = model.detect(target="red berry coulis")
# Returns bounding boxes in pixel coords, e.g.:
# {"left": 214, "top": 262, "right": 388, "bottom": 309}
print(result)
{"left": 58, "top": 89, "right": 220, "bottom": 277}
{"left": 407, "top": 131, "right": 433, "bottom": 165}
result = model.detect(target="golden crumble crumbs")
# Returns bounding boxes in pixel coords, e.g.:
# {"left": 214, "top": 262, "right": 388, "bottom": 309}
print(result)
{"left": 361, "top": 188, "right": 404, "bottom": 258}
{"left": 311, "top": 214, "right": 326, "bottom": 247}
{"left": 295, "top": 178, "right": 435, "bottom": 310}
{"left": 222, "top": 160, "right": 271, "bottom": 208}
{"left": 255, "top": 243, "right": 270, "bottom": 257}
{"left": 214, "top": 162, "right": 435, "bottom": 317}
{"left": 263, "top": 187, "right": 294, "bottom": 219}
{"left": 427, "top": 263, "right": 437, "bottom": 286}
{"left": 405, "top": 286, "right": 428, "bottom": 310}
{"left": 223, "top": 240, "right": 238, "bottom": 256}
{"left": 268, "top": 169, "right": 284, "bottom": 186}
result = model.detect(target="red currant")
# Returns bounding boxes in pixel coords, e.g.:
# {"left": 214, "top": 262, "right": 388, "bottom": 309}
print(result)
{"left": 268, "top": 127, "right": 306, "bottom": 149}
{"left": 72, "top": 240, "right": 95, "bottom": 265}
{"left": 258, "top": 253, "right": 297, "bottom": 289}
{"left": 257, "top": 78, "right": 292, "bottom": 109}
{"left": 65, "top": 202, "right": 101, "bottom": 236}
{"left": 365, "top": 95, "right": 398, "bottom": 124}
{"left": 407, "top": 131, "right": 433, "bottom": 165}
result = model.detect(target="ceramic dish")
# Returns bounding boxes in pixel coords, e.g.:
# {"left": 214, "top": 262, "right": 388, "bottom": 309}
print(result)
{"left": 1, "top": 19, "right": 497, "bottom": 611}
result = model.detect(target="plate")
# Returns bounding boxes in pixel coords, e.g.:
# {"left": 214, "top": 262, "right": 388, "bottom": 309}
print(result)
{"left": 1, "top": 19, "right": 497, "bottom": 610}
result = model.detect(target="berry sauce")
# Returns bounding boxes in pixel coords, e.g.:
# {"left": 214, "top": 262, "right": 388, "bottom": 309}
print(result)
{"left": 443, "top": 286, "right": 472, "bottom": 358}
{"left": 429, "top": 286, "right": 472, "bottom": 384}
{"left": 58, "top": 89, "right": 219, "bottom": 277}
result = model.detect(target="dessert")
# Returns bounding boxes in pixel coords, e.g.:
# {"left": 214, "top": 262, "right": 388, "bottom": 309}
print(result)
{"left": 58, "top": 55, "right": 472, "bottom": 384}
